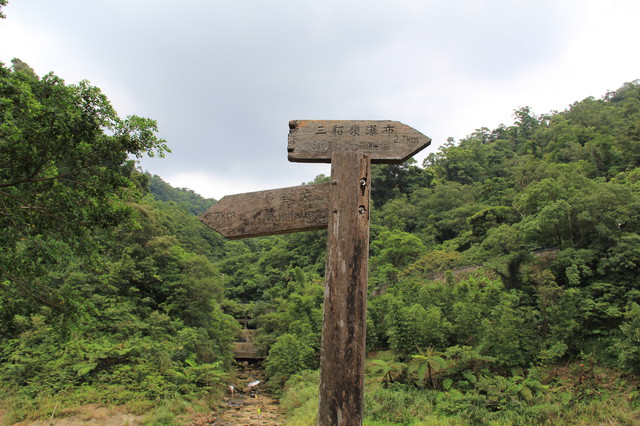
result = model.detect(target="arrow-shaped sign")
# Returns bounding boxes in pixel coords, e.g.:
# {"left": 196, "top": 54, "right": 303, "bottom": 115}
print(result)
{"left": 288, "top": 120, "right": 431, "bottom": 164}
{"left": 198, "top": 183, "right": 330, "bottom": 239}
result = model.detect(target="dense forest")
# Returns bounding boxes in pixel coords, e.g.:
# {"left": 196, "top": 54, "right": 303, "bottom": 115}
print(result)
{"left": 1, "top": 54, "right": 640, "bottom": 424}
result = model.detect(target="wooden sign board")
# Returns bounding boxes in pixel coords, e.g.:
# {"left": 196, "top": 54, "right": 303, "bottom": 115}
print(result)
{"left": 288, "top": 120, "right": 431, "bottom": 164}
{"left": 198, "top": 183, "right": 330, "bottom": 239}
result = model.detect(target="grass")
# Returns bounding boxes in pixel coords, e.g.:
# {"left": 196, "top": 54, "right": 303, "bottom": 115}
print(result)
{"left": 3, "top": 361, "right": 639, "bottom": 425}
{"left": 279, "top": 370, "right": 319, "bottom": 425}
{"left": 0, "top": 386, "right": 222, "bottom": 426}
{"left": 276, "top": 361, "right": 640, "bottom": 425}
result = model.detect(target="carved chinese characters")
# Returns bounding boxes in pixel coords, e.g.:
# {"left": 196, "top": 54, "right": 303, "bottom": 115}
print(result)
{"left": 288, "top": 120, "right": 431, "bottom": 164}
{"left": 199, "top": 183, "right": 330, "bottom": 239}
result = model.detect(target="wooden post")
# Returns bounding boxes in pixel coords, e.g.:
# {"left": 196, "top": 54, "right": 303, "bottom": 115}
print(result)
{"left": 318, "top": 151, "right": 371, "bottom": 425}
{"left": 200, "top": 119, "right": 431, "bottom": 426}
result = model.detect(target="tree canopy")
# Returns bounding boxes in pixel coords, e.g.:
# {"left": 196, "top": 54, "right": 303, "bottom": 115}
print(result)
{"left": 1, "top": 60, "right": 168, "bottom": 306}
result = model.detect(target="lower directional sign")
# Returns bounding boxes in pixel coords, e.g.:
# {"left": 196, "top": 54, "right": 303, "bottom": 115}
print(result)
{"left": 198, "top": 182, "right": 330, "bottom": 239}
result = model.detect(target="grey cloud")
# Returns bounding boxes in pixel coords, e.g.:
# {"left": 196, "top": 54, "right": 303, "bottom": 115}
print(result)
{"left": 2, "top": 0, "right": 635, "bottom": 198}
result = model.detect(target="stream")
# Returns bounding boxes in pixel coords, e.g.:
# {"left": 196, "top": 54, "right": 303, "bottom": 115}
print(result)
{"left": 208, "top": 362, "right": 284, "bottom": 426}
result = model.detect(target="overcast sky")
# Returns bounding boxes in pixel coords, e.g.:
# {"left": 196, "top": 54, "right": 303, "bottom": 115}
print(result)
{"left": 2, "top": 0, "right": 639, "bottom": 199}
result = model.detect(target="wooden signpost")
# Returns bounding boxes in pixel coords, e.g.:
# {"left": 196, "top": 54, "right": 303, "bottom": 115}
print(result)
{"left": 288, "top": 119, "right": 431, "bottom": 164}
{"left": 199, "top": 120, "right": 431, "bottom": 425}
{"left": 199, "top": 183, "right": 330, "bottom": 239}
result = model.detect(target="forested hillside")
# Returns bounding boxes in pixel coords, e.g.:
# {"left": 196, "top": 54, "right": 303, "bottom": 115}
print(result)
{"left": 2, "top": 55, "right": 640, "bottom": 424}
{"left": 0, "top": 61, "right": 238, "bottom": 423}
{"left": 244, "top": 80, "right": 640, "bottom": 424}
{"left": 148, "top": 174, "right": 216, "bottom": 216}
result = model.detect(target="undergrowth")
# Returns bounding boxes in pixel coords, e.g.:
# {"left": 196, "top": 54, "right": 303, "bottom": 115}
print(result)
{"left": 278, "top": 358, "right": 640, "bottom": 425}
{"left": 0, "top": 377, "right": 227, "bottom": 425}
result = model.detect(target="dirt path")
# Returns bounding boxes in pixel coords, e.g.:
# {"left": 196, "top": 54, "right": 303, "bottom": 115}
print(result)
{"left": 208, "top": 362, "right": 284, "bottom": 426}
{"left": 210, "top": 393, "right": 282, "bottom": 425}
{"left": 5, "top": 405, "right": 145, "bottom": 425}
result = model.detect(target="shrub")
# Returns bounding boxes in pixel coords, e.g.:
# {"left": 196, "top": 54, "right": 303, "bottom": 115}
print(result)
{"left": 265, "top": 333, "right": 314, "bottom": 384}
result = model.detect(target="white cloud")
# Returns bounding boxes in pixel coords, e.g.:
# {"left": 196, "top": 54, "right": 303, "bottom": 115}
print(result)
{"left": 2, "top": 0, "right": 639, "bottom": 198}
{"left": 164, "top": 162, "right": 331, "bottom": 201}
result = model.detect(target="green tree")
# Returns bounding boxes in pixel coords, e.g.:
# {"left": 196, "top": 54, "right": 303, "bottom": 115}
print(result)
{"left": 386, "top": 303, "right": 451, "bottom": 354}
{"left": 512, "top": 106, "right": 540, "bottom": 147}
{"left": 0, "top": 61, "right": 168, "bottom": 307}
{"left": 375, "top": 195, "right": 419, "bottom": 232}
{"left": 371, "top": 229, "right": 427, "bottom": 269}
{"left": 371, "top": 159, "right": 431, "bottom": 208}
{"left": 148, "top": 174, "right": 215, "bottom": 215}
{"left": 265, "top": 333, "right": 315, "bottom": 382}
{"left": 10, "top": 58, "right": 37, "bottom": 78}
{"left": 370, "top": 229, "right": 427, "bottom": 287}
{"left": 367, "top": 353, "right": 407, "bottom": 387}
{"left": 410, "top": 182, "right": 481, "bottom": 245}
{"left": 424, "top": 138, "right": 486, "bottom": 185}
{"left": 618, "top": 302, "right": 640, "bottom": 374}
{"left": 478, "top": 291, "right": 538, "bottom": 369}
{"left": 480, "top": 224, "right": 531, "bottom": 289}
{"left": 409, "top": 347, "right": 448, "bottom": 389}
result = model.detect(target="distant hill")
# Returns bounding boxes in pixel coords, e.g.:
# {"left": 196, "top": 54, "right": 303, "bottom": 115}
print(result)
{"left": 148, "top": 174, "right": 215, "bottom": 215}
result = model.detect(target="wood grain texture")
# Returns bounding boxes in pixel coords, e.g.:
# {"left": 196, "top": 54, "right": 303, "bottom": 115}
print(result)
{"left": 288, "top": 119, "right": 431, "bottom": 164}
{"left": 198, "top": 183, "right": 330, "bottom": 239}
{"left": 318, "top": 151, "right": 370, "bottom": 426}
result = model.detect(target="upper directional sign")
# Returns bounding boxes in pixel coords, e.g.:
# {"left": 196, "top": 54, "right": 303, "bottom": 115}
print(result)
{"left": 198, "top": 183, "right": 330, "bottom": 239}
{"left": 287, "top": 120, "right": 431, "bottom": 164}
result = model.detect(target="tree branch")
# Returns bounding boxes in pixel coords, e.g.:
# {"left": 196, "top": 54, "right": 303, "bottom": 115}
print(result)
{"left": 0, "top": 266, "right": 65, "bottom": 311}
{"left": 0, "top": 170, "right": 79, "bottom": 189}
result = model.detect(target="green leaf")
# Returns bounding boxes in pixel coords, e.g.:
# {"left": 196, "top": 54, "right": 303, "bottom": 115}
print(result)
{"left": 462, "top": 370, "right": 477, "bottom": 383}
{"left": 72, "top": 362, "right": 97, "bottom": 376}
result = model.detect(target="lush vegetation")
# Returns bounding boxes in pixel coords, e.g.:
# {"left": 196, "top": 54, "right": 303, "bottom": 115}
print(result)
{"left": 0, "top": 60, "right": 237, "bottom": 423}
{"left": 2, "top": 52, "right": 640, "bottom": 423}
{"left": 273, "top": 81, "right": 640, "bottom": 424}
